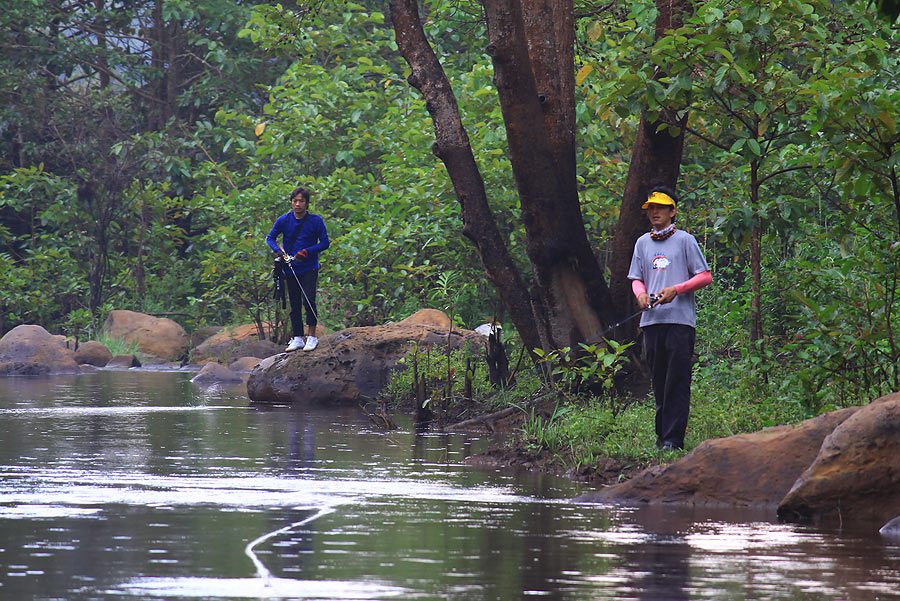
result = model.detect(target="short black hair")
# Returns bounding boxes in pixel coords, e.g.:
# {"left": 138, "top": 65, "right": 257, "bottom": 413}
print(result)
{"left": 290, "top": 185, "right": 311, "bottom": 202}
{"left": 647, "top": 184, "right": 679, "bottom": 205}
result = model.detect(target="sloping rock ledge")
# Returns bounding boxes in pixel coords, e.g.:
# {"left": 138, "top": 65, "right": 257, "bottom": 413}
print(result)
{"left": 577, "top": 392, "right": 900, "bottom": 530}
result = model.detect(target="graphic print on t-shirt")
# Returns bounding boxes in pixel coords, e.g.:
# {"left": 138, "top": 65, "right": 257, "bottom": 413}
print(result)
{"left": 652, "top": 254, "right": 671, "bottom": 270}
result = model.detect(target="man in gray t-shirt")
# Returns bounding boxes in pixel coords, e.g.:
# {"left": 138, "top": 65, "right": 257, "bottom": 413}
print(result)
{"left": 627, "top": 185, "right": 711, "bottom": 451}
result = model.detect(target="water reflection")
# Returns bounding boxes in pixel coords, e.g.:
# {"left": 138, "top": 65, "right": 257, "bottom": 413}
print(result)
{"left": 631, "top": 508, "right": 691, "bottom": 601}
{"left": 1, "top": 371, "right": 899, "bottom": 601}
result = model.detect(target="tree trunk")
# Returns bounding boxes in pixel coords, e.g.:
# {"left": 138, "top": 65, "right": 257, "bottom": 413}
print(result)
{"left": 94, "top": 0, "right": 110, "bottom": 88}
{"left": 484, "top": 0, "right": 615, "bottom": 349}
{"left": 389, "top": 0, "right": 542, "bottom": 356}
{"left": 750, "top": 158, "right": 763, "bottom": 342}
{"left": 149, "top": 0, "right": 180, "bottom": 129}
{"left": 750, "top": 225, "right": 762, "bottom": 342}
{"left": 608, "top": 0, "right": 692, "bottom": 342}
{"left": 390, "top": 0, "right": 617, "bottom": 352}
{"left": 391, "top": 0, "right": 704, "bottom": 354}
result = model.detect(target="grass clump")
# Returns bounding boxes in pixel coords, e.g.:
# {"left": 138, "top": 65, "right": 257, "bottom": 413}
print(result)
{"left": 96, "top": 334, "right": 141, "bottom": 357}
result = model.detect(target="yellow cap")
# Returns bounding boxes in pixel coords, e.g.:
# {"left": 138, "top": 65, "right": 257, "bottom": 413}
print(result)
{"left": 641, "top": 191, "right": 676, "bottom": 209}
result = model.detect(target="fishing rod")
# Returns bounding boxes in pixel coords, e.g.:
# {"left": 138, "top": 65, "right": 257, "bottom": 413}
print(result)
{"left": 276, "top": 242, "right": 320, "bottom": 324}
{"left": 585, "top": 294, "right": 661, "bottom": 345}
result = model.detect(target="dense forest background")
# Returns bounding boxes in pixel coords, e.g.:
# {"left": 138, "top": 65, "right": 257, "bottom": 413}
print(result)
{"left": 2, "top": 1, "right": 899, "bottom": 417}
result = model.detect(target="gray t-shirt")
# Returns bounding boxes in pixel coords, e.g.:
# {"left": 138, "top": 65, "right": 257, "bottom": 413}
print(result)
{"left": 627, "top": 229, "right": 709, "bottom": 328}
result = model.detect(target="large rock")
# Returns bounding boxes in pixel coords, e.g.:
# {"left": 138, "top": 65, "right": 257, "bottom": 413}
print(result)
{"left": 190, "top": 324, "right": 274, "bottom": 364}
{"left": 247, "top": 320, "right": 483, "bottom": 405}
{"left": 778, "top": 393, "right": 900, "bottom": 525}
{"left": 73, "top": 340, "right": 113, "bottom": 367}
{"left": 229, "top": 356, "right": 262, "bottom": 373}
{"left": 100, "top": 310, "right": 189, "bottom": 361}
{"left": 191, "top": 362, "right": 244, "bottom": 385}
{"left": 399, "top": 308, "right": 452, "bottom": 329}
{"left": 106, "top": 354, "right": 141, "bottom": 368}
{"left": 0, "top": 325, "right": 81, "bottom": 375}
{"left": 190, "top": 325, "right": 224, "bottom": 349}
{"left": 578, "top": 407, "right": 859, "bottom": 508}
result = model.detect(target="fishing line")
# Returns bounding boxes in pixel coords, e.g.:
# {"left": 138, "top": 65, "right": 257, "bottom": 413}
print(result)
{"left": 276, "top": 243, "right": 321, "bottom": 325}
{"left": 244, "top": 505, "right": 336, "bottom": 586}
{"left": 585, "top": 294, "right": 662, "bottom": 344}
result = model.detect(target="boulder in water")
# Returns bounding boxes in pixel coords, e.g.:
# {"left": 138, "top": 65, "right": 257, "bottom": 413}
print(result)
{"left": 0, "top": 325, "right": 81, "bottom": 375}
{"left": 74, "top": 340, "right": 113, "bottom": 367}
{"left": 191, "top": 362, "right": 244, "bottom": 385}
{"left": 577, "top": 407, "right": 859, "bottom": 508}
{"left": 777, "top": 392, "right": 900, "bottom": 525}
{"left": 247, "top": 319, "right": 482, "bottom": 405}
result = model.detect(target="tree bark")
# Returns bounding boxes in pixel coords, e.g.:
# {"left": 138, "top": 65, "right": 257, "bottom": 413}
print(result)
{"left": 485, "top": 0, "right": 615, "bottom": 349}
{"left": 94, "top": 0, "right": 111, "bottom": 88}
{"left": 389, "top": 0, "right": 542, "bottom": 355}
{"left": 750, "top": 158, "right": 763, "bottom": 342}
{"left": 608, "top": 0, "right": 692, "bottom": 341}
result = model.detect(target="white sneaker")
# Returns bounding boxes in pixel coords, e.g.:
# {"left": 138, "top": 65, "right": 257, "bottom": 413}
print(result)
{"left": 302, "top": 336, "right": 318, "bottom": 351}
{"left": 285, "top": 336, "right": 304, "bottom": 352}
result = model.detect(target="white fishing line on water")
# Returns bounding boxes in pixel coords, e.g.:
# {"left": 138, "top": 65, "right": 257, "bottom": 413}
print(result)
{"left": 244, "top": 505, "right": 336, "bottom": 585}
{"left": 0, "top": 405, "right": 235, "bottom": 417}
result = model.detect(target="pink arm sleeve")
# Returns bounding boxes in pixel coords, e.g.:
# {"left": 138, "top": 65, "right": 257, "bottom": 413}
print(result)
{"left": 675, "top": 270, "right": 712, "bottom": 295}
{"left": 631, "top": 279, "right": 647, "bottom": 298}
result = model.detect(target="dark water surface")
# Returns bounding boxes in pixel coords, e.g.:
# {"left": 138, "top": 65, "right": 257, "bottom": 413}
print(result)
{"left": 1, "top": 370, "right": 898, "bottom": 600}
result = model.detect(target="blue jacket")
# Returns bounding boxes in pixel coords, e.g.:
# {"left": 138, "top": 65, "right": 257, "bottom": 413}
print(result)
{"left": 266, "top": 211, "right": 330, "bottom": 275}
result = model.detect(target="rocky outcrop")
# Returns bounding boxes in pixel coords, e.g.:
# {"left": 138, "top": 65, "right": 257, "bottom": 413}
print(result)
{"left": 247, "top": 316, "right": 482, "bottom": 405}
{"left": 191, "top": 362, "right": 244, "bottom": 385}
{"left": 0, "top": 325, "right": 81, "bottom": 375}
{"left": 578, "top": 407, "right": 859, "bottom": 507}
{"left": 229, "top": 356, "right": 261, "bottom": 372}
{"left": 73, "top": 340, "right": 113, "bottom": 367}
{"left": 580, "top": 392, "right": 900, "bottom": 530}
{"left": 99, "top": 310, "right": 189, "bottom": 361}
{"left": 777, "top": 392, "right": 900, "bottom": 525}
{"left": 190, "top": 324, "right": 275, "bottom": 364}
{"left": 398, "top": 308, "right": 452, "bottom": 329}
{"left": 190, "top": 325, "right": 224, "bottom": 349}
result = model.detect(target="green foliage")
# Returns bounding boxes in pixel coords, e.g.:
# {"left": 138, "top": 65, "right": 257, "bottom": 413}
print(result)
{"left": 518, "top": 398, "right": 620, "bottom": 470}
{"left": 532, "top": 339, "right": 633, "bottom": 396}
{"left": 96, "top": 333, "right": 141, "bottom": 357}
{"left": 381, "top": 343, "right": 492, "bottom": 404}
{"left": 786, "top": 237, "right": 900, "bottom": 404}
{"left": 62, "top": 309, "right": 96, "bottom": 344}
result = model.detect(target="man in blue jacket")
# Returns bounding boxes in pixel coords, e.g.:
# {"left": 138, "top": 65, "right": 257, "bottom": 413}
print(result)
{"left": 266, "top": 185, "right": 330, "bottom": 352}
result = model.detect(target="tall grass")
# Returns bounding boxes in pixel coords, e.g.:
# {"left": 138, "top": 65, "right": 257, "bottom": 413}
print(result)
{"left": 95, "top": 334, "right": 141, "bottom": 357}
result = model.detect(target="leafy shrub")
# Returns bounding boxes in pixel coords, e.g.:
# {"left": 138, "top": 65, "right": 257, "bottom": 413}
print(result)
{"left": 380, "top": 342, "right": 492, "bottom": 405}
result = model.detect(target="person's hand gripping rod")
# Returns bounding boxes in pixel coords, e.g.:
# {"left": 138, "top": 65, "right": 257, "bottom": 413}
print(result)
{"left": 276, "top": 242, "right": 319, "bottom": 324}
{"left": 585, "top": 293, "right": 662, "bottom": 345}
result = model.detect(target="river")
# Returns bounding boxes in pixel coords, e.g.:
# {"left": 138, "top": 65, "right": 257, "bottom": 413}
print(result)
{"left": 1, "top": 369, "right": 898, "bottom": 600}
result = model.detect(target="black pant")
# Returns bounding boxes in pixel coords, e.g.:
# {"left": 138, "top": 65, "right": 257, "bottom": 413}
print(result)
{"left": 643, "top": 324, "right": 696, "bottom": 449}
{"left": 284, "top": 268, "right": 318, "bottom": 337}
